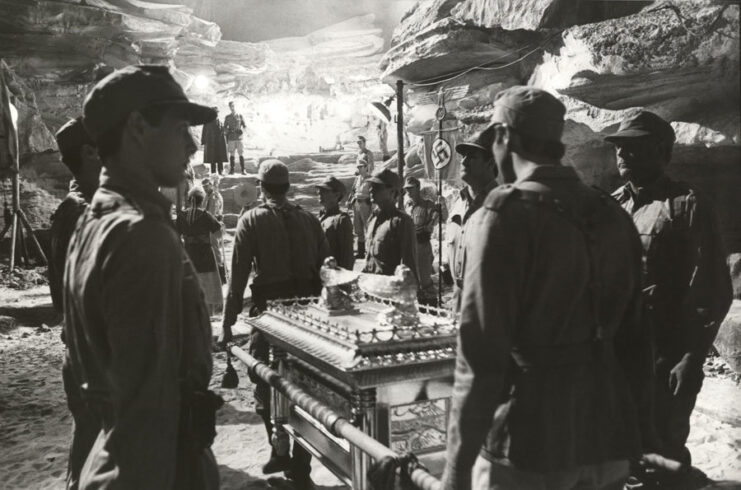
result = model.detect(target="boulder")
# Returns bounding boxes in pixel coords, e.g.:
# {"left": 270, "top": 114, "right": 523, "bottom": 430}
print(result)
{"left": 715, "top": 300, "right": 741, "bottom": 374}
{"left": 728, "top": 253, "right": 741, "bottom": 300}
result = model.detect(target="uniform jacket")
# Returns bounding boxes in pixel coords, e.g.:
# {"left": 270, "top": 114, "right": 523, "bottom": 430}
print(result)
{"left": 405, "top": 198, "right": 438, "bottom": 242}
{"left": 613, "top": 176, "right": 732, "bottom": 362}
{"left": 64, "top": 170, "right": 217, "bottom": 490}
{"left": 443, "top": 165, "right": 652, "bottom": 488}
{"left": 319, "top": 209, "right": 354, "bottom": 270}
{"left": 363, "top": 207, "right": 419, "bottom": 282}
{"left": 223, "top": 112, "right": 245, "bottom": 141}
{"left": 351, "top": 175, "right": 371, "bottom": 201}
{"left": 358, "top": 148, "right": 374, "bottom": 173}
{"left": 224, "top": 199, "right": 329, "bottom": 326}
{"left": 200, "top": 119, "right": 227, "bottom": 164}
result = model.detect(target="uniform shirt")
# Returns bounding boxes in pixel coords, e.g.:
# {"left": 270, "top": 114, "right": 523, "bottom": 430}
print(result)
{"left": 447, "top": 180, "right": 497, "bottom": 284}
{"left": 223, "top": 112, "right": 245, "bottom": 141}
{"left": 319, "top": 209, "right": 354, "bottom": 270}
{"left": 443, "top": 165, "right": 652, "bottom": 488}
{"left": 64, "top": 169, "right": 214, "bottom": 489}
{"left": 48, "top": 180, "right": 89, "bottom": 313}
{"left": 203, "top": 190, "right": 223, "bottom": 219}
{"left": 404, "top": 197, "right": 438, "bottom": 239}
{"left": 613, "top": 176, "right": 732, "bottom": 360}
{"left": 358, "top": 147, "right": 374, "bottom": 174}
{"left": 363, "top": 207, "right": 419, "bottom": 281}
{"left": 351, "top": 175, "right": 371, "bottom": 201}
{"left": 224, "top": 199, "right": 329, "bottom": 326}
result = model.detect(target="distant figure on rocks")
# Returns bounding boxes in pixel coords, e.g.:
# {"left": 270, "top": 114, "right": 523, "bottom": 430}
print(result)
{"left": 403, "top": 176, "right": 439, "bottom": 305}
{"left": 357, "top": 135, "right": 374, "bottom": 174}
{"left": 606, "top": 111, "right": 733, "bottom": 486}
{"left": 349, "top": 157, "right": 372, "bottom": 258}
{"left": 50, "top": 116, "right": 101, "bottom": 490}
{"left": 179, "top": 186, "right": 224, "bottom": 315}
{"left": 362, "top": 168, "right": 418, "bottom": 282}
{"left": 65, "top": 65, "right": 220, "bottom": 489}
{"left": 202, "top": 176, "right": 226, "bottom": 283}
{"left": 224, "top": 100, "right": 246, "bottom": 174}
{"left": 316, "top": 176, "right": 354, "bottom": 270}
{"left": 221, "top": 160, "right": 328, "bottom": 490}
{"left": 201, "top": 106, "right": 227, "bottom": 175}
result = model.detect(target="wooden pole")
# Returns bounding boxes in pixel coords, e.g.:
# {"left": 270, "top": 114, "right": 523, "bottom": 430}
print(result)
{"left": 18, "top": 208, "right": 47, "bottom": 265}
{"left": 8, "top": 169, "right": 18, "bottom": 270}
{"left": 395, "top": 80, "right": 405, "bottom": 208}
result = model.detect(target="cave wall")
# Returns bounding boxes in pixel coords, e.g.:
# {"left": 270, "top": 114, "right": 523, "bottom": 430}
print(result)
{"left": 382, "top": 0, "right": 741, "bottom": 252}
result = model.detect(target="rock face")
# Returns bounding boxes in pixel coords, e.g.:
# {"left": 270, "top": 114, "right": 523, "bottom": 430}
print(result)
{"left": 716, "top": 300, "right": 741, "bottom": 374}
{"left": 382, "top": 0, "right": 741, "bottom": 252}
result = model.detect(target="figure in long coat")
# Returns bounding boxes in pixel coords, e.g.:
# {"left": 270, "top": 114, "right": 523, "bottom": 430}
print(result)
{"left": 201, "top": 106, "right": 228, "bottom": 175}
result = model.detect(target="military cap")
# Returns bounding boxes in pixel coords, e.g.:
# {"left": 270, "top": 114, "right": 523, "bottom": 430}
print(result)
{"left": 403, "top": 176, "right": 420, "bottom": 189}
{"left": 456, "top": 124, "right": 496, "bottom": 157}
{"left": 316, "top": 176, "right": 346, "bottom": 197}
{"left": 83, "top": 65, "right": 216, "bottom": 143}
{"left": 55, "top": 117, "right": 95, "bottom": 170}
{"left": 491, "top": 86, "right": 565, "bottom": 142}
{"left": 357, "top": 135, "right": 367, "bottom": 143}
{"left": 258, "top": 159, "right": 289, "bottom": 185}
{"left": 367, "top": 168, "right": 401, "bottom": 189}
{"left": 604, "top": 111, "right": 676, "bottom": 144}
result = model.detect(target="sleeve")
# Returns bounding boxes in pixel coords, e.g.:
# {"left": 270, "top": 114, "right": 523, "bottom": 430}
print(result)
{"left": 316, "top": 218, "right": 331, "bottom": 270}
{"left": 398, "top": 214, "right": 419, "bottom": 283}
{"left": 684, "top": 194, "right": 733, "bottom": 357}
{"left": 215, "top": 194, "right": 224, "bottom": 218}
{"left": 224, "top": 215, "right": 255, "bottom": 327}
{"left": 99, "top": 220, "right": 184, "bottom": 488}
{"left": 441, "top": 207, "right": 525, "bottom": 490}
{"left": 337, "top": 214, "right": 355, "bottom": 270}
{"left": 204, "top": 212, "right": 221, "bottom": 234}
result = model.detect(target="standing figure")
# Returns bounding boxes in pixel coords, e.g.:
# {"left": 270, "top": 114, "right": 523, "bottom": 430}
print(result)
{"left": 375, "top": 118, "right": 389, "bottom": 160}
{"left": 316, "top": 176, "right": 354, "bottom": 270}
{"left": 403, "top": 176, "right": 439, "bottom": 304}
{"left": 442, "top": 86, "right": 653, "bottom": 490}
{"left": 50, "top": 117, "right": 101, "bottom": 490}
{"left": 221, "top": 160, "right": 329, "bottom": 489}
{"left": 349, "top": 158, "right": 372, "bottom": 258}
{"left": 362, "top": 168, "right": 418, "bottom": 281}
{"left": 357, "top": 135, "right": 374, "bottom": 174}
{"left": 224, "top": 100, "right": 246, "bottom": 174}
{"left": 201, "top": 106, "right": 227, "bottom": 175}
{"left": 65, "top": 65, "right": 221, "bottom": 489}
{"left": 446, "top": 127, "right": 499, "bottom": 313}
{"left": 202, "top": 176, "right": 226, "bottom": 283}
{"left": 606, "top": 111, "right": 732, "bottom": 485}
{"left": 180, "top": 186, "right": 224, "bottom": 316}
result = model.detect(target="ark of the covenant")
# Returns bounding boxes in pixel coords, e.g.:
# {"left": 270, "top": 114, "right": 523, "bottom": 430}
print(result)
{"left": 235, "top": 258, "right": 458, "bottom": 489}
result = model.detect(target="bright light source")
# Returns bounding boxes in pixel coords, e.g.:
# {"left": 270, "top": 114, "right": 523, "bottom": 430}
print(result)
{"left": 194, "top": 75, "right": 209, "bottom": 90}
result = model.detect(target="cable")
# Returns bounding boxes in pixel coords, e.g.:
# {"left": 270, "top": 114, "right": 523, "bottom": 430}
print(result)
{"left": 405, "top": 30, "right": 563, "bottom": 88}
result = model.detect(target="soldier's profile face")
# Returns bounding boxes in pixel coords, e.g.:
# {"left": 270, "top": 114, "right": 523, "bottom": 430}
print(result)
{"left": 144, "top": 110, "right": 197, "bottom": 188}
{"left": 613, "top": 137, "right": 663, "bottom": 185}
{"left": 460, "top": 149, "right": 489, "bottom": 185}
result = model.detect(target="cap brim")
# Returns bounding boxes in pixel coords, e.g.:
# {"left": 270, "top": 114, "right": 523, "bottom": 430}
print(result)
{"left": 367, "top": 177, "right": 386, "bottom": 185}
{"left": 455, "top": 142, "right": 489, "bottom": 156}
{"left": 604, "top": 129, "right": 653, "bottom": 142}
{"left": 315, "top": 183, "right": 332, "bottom": 190}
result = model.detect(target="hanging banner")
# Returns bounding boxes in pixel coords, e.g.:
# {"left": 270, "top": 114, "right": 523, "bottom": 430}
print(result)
{"left": 0, "top": 60, "right": 19, "bottom": 176}
{"left": 422, "top": 126, "right": 460, "bottom": 181}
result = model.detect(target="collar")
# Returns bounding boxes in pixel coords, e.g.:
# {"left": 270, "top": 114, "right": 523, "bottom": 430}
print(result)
{"left": 626, "top": 175, "right": 671, "bottom": 202}
{"left": 319, "top": 207, "right": 341, "bottom": 218}
{"left": 459, "top": 178, "right": 498, "bottom": 204}
{"left": 516, "top": 164, "right": 580, "bottom": 184}
{"left": 99, "top": 167, "right": 172, "bottom": 217}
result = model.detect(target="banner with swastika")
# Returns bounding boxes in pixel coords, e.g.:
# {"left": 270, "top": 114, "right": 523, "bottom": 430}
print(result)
{"left": 422, "top": 126, "right": 460, "bottom": 182}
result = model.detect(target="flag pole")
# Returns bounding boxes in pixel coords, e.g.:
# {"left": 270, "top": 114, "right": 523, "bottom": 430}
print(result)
{"left": 395, "top": 80, "right": 405, "bottom": 208}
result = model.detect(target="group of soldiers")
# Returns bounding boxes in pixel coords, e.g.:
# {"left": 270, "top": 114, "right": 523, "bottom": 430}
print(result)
{"left": 47, "top": 64, "right": 731, "bottom": 490}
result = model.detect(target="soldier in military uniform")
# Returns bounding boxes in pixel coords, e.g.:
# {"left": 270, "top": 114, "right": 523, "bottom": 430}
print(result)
{"left": 316, "top": 176, "right": 354, "bottom": 269}
{"left": 349, "top": 158, "right": 372, "bottom": 258}
{"left": 224, "top": 100, "right": 246, "bottom": 174}
{"left": 606, "top": 112, "right": 732, "bottom": 483}
{"left": 446, "top": 127, "right": 499, "bottom": 313}
{"left": 357, "top": 135, "right": 374, "bottom": 174}
{"left": 443, "top": 87, "right": 654, "bottom": 489}
{"left": 221, "top": 160, "right": 329, "bottom": 489}
{"left": 362, "top": 168, "right": 418, "bottom": 281}
{"left": 403, "top": 176, "right": 439, "bottom": 304}
{"left": 64, "top": 65, "right": 220, "bottom": 489}
{"left": 49, "top": 117, "right": 101, "bottom": 490}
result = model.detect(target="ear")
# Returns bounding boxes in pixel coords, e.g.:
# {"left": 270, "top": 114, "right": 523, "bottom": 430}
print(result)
{"left": 125, "top": 111, "right": 150, "bottom": 145}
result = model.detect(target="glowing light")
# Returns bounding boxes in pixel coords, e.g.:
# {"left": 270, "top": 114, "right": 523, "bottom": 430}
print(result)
{"left": 193, "top": 75, "right": 209, "bottom": 90}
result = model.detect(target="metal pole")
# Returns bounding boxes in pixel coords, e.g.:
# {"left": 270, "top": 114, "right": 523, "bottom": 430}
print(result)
{"left": 395, "top": 80, "right": 405, "bottom": 208}
{"left": 230, "top": 345, "right": 442, "bottom": 490}
{"left": 437, "top": 174, "right": 443, "bottom": 307}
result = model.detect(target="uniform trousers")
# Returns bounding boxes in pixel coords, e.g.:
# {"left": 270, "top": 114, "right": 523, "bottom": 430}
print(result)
{"left": 353, "top": 200, "right": 372, "bottom": 244}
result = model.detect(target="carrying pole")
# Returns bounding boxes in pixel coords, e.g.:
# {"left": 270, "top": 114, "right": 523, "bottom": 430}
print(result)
{"left": 395, "top": 80, "right": 405, "bottom": 208}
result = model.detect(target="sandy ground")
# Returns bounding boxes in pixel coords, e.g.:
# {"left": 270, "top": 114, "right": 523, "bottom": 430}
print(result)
{"left": 1, "top": 284, "right": 740, "bottom": 489}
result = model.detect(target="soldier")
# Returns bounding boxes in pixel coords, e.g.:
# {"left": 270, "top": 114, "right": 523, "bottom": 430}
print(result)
{"left": 201, "top": 106, "right": 227, "bottom": 175}
{"left": 65, "top": 65, "right": 221, "bottom": 489}
{"left": 442, "top": 86, "right": 653, "bottom": 489}
{"left": 357, "top": 135, "right": 374, "bottom": 174}
{"left": 446, "top": 126, "right": 499, "bottom": 313}
{"left": 403, "top": 176, "right": 438, "bottom": 304}
{"left": 202, "top": 176, "right": 226, "bottom": 283}
{"left": 49, "top": 117, "right": 101, "bottom": 490}
{"left": 224, "top": 100, "right": 246, "bottom": 174}
{"left": 362, "top": 168, "right": 418, "bottom": 281}
{"left": 221, "top": 160, "right": 329, "bottom": 489}
{"left": 606, "top": 111, "right": 732, "bottom": 484}
{"left": 349, "top": 158, "right": 372, "bottom": 258}
{"left": 316, "top": 176, "right": 354, "bottom": 270}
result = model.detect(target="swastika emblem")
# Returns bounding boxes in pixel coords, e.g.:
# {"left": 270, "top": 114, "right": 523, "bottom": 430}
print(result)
{"left": 431, "top": 138, "right": 452, "bottom": 170}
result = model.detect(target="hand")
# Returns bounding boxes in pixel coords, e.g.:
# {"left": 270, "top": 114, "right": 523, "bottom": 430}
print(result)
{"left": 669, "top": 353, "right": 703, "bottom": 396}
